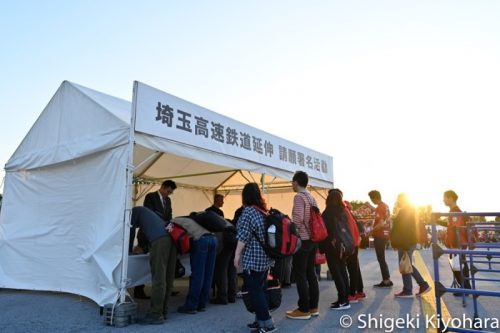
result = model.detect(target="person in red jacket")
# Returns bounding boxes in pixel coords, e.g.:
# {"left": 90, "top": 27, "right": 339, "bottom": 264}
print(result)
{"left": 442, "top": 190, "right": 472, "bottom": 294}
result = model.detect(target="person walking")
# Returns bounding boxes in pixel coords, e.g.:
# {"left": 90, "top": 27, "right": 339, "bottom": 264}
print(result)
{"left": 234, "top": 183, "right": 276, "bottom": 333}
{"left": 440, "top": 190, "right": 472, "bottom": 295}
{"left": 390, "top": 193, "right": 431, "bottom": 298}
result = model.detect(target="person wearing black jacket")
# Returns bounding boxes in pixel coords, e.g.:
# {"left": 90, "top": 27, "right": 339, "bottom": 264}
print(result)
{"left": 206, "top": 194, "right": 238, "bottom": 305}
{"left": 320, "top": 190, "right": 352, "bottom": 311}
{"left": 390, "top": 193, "right": 430, "bottom": 298}
{"left": 144, "top": 180, "right": 176, "bottom": 222}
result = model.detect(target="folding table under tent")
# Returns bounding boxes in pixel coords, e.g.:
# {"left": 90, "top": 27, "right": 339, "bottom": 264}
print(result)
{"left": 0, "top": 80, "right": 334, "bottom": 307}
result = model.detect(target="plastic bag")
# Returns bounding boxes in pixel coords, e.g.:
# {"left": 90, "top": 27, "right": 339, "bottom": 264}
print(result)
{"left": 450, "top": 254, "right": 461, "bottom": 272}
{"left": 399, "top": 251, "right": 413, "bottom": 274}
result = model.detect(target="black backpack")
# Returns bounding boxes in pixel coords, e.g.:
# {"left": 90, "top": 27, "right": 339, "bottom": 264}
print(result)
{"left": 253, "top": 207, "right": 302, "bottom": 259}
{"left": 334, "top": 213, "right": 355, "bottom": 259}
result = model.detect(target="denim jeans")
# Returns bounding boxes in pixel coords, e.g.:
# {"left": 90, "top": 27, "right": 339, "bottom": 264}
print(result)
{"left": 374, "top": 237, "right": 390, "bottom": 280}
{"left": 292, "top": 240, "right": 319, "bottom": 312}
{"left": 183, "top": 234, "right": 218, "bottom": 310}
{"left": 243, "top": 269, "right": 273, "bottom": 328}
{"left": 398, "top": 247, "right": 428, "bottom": 293}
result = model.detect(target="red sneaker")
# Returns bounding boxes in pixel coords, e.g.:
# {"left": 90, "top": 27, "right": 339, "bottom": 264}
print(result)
{"left": 348, "top": 294, "right": 359, "bottom": 303}
{"left": 356, "top": 292, "right": 366, "bottom": 300}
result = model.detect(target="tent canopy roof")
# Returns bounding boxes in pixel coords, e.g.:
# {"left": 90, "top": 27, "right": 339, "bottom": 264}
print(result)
{"left": 6, "top": 80, "right": 333, "bottom": 191}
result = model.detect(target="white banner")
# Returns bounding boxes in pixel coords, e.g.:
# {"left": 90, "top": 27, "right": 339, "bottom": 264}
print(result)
{"left": 133, "top": 81, "right": 333, "bottom": 182}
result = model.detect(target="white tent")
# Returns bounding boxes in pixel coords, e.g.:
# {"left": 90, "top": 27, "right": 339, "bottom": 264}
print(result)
{"left": 0, "top": 81, "right": 333, "bottom": 306}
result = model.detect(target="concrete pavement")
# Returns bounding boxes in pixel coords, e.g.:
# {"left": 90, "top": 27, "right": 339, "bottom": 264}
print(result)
{"left": 1, "top": 248, "right": 498, "bottom": 332}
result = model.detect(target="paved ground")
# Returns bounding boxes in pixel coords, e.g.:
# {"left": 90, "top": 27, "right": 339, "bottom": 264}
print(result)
{"left": 1, "top": 248, "right": 499, "bottom": 332}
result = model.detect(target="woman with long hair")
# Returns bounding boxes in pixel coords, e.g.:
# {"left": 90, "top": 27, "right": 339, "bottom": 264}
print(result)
{"left": 234, "top": 183, "right": 276, "bottom": 333}
{"left": 321, "top": 190, "right": 352, "bottom": 310}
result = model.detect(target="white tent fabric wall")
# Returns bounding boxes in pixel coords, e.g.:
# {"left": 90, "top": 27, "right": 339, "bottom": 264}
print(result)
{"left": 0, "top": 80, "right": 333, "bottom": 307}
{"left": 0, "top": 82, "right": 130, "bottom": 306}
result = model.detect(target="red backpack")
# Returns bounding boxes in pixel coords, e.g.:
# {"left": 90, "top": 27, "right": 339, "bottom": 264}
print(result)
{"left": 301, "top": 193, "right": 328, "bottom": 242}
{"left": 252, "top": 206, "right": 302, "bottom": 259}
{"left": 168, "top": 223, "right": 190, "bottom": 254}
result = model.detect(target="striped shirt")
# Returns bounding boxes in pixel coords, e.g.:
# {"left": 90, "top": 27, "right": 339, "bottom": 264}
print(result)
{"left": 236, "top": 206, "right": 274, "bottom": 272}
{"left": 292, "top": 191, "right": 318, "bottom": 240}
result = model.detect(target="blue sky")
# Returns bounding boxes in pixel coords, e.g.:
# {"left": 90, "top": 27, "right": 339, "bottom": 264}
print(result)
{"left": 1, "top": 1, "right": 500, "bottom": 212}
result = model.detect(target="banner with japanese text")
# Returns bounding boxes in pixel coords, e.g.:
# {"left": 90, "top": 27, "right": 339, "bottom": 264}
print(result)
{"left": 132, "top": 81, "right": 333, "bottom": 182}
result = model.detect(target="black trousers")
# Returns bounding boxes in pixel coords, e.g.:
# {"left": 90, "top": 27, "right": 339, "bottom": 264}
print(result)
{"left": 271, "top": 256, "right": 292, "bottom": 284}
{"left": 325, "top": 244, "right": 349, "bottom": 303}
{"left": 374, "top": 237, "right": 390, "bottom": 280}
{"left": 213, "top": 246, "right": 237, "bottom": 302}
{"left": 346, "top": 247, "right": 364, "bottom": 295}
{"left": 292, "top": 240, "right": 319, "bottom": 312}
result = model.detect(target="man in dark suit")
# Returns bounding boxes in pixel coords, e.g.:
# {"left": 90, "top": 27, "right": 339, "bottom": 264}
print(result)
{"left": 134, "top": 180, "right": 177, "bottom": 299}
{"left": 144, "top": 180, "right": 177, "bottom": 222}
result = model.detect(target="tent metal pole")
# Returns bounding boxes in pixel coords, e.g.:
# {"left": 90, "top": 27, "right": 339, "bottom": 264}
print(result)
{"left": 310, "top": 187, "right": 327, "bottom": 201}
{"left": 203, "top": 190, "right": 213, "bottom": 204}
{"left": 134, "top": 183, "right": 155, "bottom": 201}
{"left": 118, "top": 82, "right": 139, "bottom": 304}
{"left": 214, "top": 170, "right": 239, "bottom": 191}
{"left": 239, "top": 170, "right": 252, "bottom": 184}
{"left": 139, "top": 169, "right": 240, "bottom": 183}
{"left": 135, "top": 152, "right": 164, "bottom": 177}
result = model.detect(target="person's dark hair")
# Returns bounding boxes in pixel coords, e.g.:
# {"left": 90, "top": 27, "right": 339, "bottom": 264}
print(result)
{"left": 214, "top": 193, "right": 224, "bottom": 201}
{"left": 329, "top": 188, "right": 343, "bottom": 197}
{"left": 242, "top": 183, "right": 267, "bottom": 211}
{"left": 162, "top": 180, "right": 177, "bottom": 190}
{"left": 368, "top": 190, "right": 381, "bottom": 201}
{"left": 326, "top": 190, "right": 345, "bottom": 215}
{"left": 444, "top": 190, "right": 458, "bottom": 202}
{"left": 293, "top": 171, "right": 309, "bottom": 188}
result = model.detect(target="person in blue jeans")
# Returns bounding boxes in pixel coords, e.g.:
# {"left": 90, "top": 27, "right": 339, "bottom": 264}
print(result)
{"left": 173, "top": 217, "right": 218, "bottom": 313}
{"left": 390, "top": 193, "right": 431, "bottom": 298}
{"left": 234, "top": 183, "right": 276, "bottom": 333}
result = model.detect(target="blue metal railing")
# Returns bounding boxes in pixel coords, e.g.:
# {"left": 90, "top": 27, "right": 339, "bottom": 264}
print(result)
{"left": 431, "top": 213, "right": 500, "bottom": 333}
